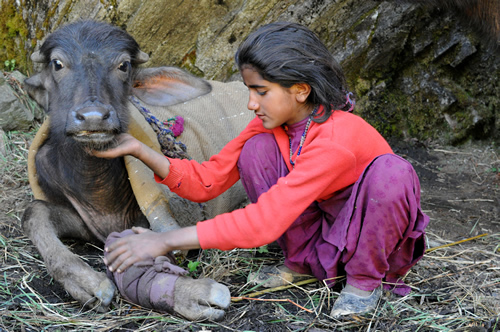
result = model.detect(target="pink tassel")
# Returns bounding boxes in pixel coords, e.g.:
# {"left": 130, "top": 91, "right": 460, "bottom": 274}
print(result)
{"left": 171, "top": 116, "right": 184, "bottom": 137}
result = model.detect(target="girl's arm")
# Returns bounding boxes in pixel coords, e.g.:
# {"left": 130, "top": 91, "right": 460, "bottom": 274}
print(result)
{"left": 157, "top": 117, "right": 270, "bottom": 202}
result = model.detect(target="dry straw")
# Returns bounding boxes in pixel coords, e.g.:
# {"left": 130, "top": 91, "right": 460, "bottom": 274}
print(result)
{"left": 1, "top": 120, "right": 499, "bottom": 331}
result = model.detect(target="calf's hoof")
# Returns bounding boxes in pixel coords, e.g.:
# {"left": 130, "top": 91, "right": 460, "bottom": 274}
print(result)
{"left": 93, "top": 277, "right": 117, "bottom": 311}
{"left": 173, "top": 277, "right": 231, "bottom": 321}
{"left": 61, "top": 269, "right": 116, "bottom": 312}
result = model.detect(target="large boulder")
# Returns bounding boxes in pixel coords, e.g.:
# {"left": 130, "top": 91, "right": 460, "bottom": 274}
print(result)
{"left": 1, "top": 0, "right": 498, "bottom": 144}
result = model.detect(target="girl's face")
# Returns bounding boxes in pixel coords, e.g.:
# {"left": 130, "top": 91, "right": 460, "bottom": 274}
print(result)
{"left": 241, "top": 67, "right": 312, "bottom": 129}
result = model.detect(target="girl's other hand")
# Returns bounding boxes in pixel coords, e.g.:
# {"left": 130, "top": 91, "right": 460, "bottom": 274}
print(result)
{"left": 103, "top": 226, "right": 169, "bottom": 273}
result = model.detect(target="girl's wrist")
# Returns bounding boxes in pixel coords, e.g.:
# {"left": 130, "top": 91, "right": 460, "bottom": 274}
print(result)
{"left": 133, "top": 140, "right": 147, "bottom": 160}
{"left": 159, "top": 232, "right": 173, "bottom": 254}
{"left": 162, "top": 226, "right": 200, "bottom": 252}
{"left": 162, "top": 229, "right": 179, "bottom": 253}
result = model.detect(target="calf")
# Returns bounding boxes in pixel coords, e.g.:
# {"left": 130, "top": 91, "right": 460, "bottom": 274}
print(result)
{"left": 22, "top": 20, "right": 253, "bottom": 320}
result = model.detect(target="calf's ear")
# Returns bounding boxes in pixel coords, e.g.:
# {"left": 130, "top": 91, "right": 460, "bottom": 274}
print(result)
{"left": 24, "top": 74, "right": 49, "bottom": 111}
{"left": 132, "top": 67, "right": 212, "bottom": 106}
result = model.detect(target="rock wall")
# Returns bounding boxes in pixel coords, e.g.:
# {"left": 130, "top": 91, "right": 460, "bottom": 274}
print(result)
{"left": 0, "top": 71, "right": 43, "bottom": 132}
{"left": 0, "top": 0, "right": 498, "bottom": 144}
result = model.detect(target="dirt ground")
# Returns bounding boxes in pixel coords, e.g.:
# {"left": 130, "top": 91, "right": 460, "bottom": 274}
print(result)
{"left": 0, "top": 130, "right": 499, "bottom": 331}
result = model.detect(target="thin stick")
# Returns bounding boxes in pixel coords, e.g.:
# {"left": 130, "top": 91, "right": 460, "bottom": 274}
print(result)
{"left": 480, "top": 281, "right": 500, "bottom": 289}
{"left": 447, "top": 199, "right": 494, "bottom": 202}
{"left": 425, "top": 233, "right": 488, "bottom": 253}
{"left": 232, "top": 278, "right": 319, "bottom": 302}
{"left": 231, "top": 296, "right": 313, "bottom": 313}
{"left": 433, "top": 149, "right": 472, "bottom": 155}
{"left": 413, "top": 261, "right": 489, "bottom": 285}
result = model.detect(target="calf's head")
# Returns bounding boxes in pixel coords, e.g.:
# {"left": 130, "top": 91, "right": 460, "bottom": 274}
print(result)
{"left": 25, "top": 20, "right": 149, "bottom": 150}
{"left": 25, "top": 20, "right": 211, "bottom": 152}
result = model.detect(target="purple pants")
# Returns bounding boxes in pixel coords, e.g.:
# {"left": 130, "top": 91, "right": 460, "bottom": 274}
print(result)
{"left": 237, "top": 133, "right": 429, "bottom": 295}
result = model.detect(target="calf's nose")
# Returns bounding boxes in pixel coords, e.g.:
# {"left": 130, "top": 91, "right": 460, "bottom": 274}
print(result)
{"left": 75, "top": 108, "right": 111, "bottom": 123}
{"left": 67, "top": 101, "right": 119, "bottom": 137}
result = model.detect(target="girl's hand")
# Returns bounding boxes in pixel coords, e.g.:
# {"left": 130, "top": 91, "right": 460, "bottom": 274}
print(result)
{"left": 94, "top": 133, "right": 171, "bottom": 179}
{"left": 104, "top": 226, "right": 169, "bottom": 273}
{"left": 93, "top": 133, "right": 143, "bottom": 159}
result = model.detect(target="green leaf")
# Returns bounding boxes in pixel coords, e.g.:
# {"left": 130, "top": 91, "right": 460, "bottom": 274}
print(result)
{"left": 257, "top": 245, "right": 269, "bottom": 254}
{"left": 187, "top": 260, "right": 200, "bottom": 273}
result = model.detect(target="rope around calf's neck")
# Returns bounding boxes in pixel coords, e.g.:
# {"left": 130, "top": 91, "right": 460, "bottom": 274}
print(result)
{"left": 129, "top": 96, "right": 191, "bottom": 160}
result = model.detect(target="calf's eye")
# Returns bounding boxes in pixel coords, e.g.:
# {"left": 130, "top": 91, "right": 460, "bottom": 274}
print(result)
{"left": 118, "top": 61, "right": 130, "bottom": 72}
{"left": 52, "top": 59, "right": 64, "bottom": 71}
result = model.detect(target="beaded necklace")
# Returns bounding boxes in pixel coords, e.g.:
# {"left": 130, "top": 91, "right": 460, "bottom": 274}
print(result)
{"left": 288, "top": 106, "right": 318, "bottom": 169}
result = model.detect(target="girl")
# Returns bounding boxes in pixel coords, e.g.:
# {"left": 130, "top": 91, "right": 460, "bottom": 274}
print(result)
{"left": 96, "top": 22, "right": 429, "bottom": 317}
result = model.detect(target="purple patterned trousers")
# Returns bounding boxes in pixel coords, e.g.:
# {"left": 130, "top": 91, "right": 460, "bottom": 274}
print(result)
{"left": 237, "top": 133, "right": 429, "bottom": 295}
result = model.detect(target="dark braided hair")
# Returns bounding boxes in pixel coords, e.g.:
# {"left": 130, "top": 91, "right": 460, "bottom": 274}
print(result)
{"left": 235, "top": 22, "right": 352, "bottom": 123}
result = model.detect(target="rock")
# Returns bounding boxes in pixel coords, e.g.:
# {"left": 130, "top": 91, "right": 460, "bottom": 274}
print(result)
{"left": 0, "top": 71, "right": 44, "bottom": 132}
{"left": 0, "top": 128, "right": 6, "bottom": 157}
{"left": 0, "top": 0, "right": 497, "bottom": 144}
{"left": 0, "top": 71, "right": 36, "bottom": 131}
{"left": 449, "top": 39, "right": 476, "bottom": 67}
{"left": 361, "top": 2, "right": 416, "bottom": 77}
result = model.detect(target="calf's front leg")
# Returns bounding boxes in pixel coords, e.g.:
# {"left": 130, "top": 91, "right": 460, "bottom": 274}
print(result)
{"left": 22, "top": 200, "right": 116, "bottom": 311}
{"left": 105, "top": 230, "right": 231, "bottom": 320}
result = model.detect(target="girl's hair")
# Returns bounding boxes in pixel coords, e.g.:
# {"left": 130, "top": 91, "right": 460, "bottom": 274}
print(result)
{"left": 235, "top": 22, "right": 352, "bottom": 123}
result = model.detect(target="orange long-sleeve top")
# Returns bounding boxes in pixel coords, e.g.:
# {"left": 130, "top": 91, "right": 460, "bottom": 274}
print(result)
{"left": 155, "top": 110, "right": 393, "bottom": 250}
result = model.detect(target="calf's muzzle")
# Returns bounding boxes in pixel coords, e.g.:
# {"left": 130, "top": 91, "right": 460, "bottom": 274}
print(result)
{"left": 66, "top": 100, "right": 121, "bottom": 147}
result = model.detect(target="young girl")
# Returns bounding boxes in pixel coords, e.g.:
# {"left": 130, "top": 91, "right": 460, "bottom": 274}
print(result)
{"left": 96, "top": 22, "right": 429, "bottom": 317}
